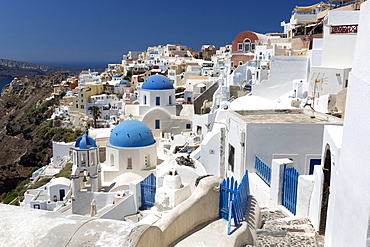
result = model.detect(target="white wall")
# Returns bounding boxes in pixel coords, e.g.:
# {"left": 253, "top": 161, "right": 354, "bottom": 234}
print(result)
{"left": 245, "top": 123, "right": 326, "bottom": 175}
{"left": 252, "top": 56, "right": 308, "bottom": 100}
{"left": 103, "top": 144, "right": 157, "bottom": 183}
{"left": 139, "top": 89, "right": 176, "bottom": 116}
{"left": 324, "top": 3, "right": 370, "bottom": 245}
{"left": 308, "top": 38, "right": 323, "bottom": 68}
{"left": 225, "top": 113, "right": 247, "bottom": 181}
{"left": 192, "top": 112, "right": 217, "bottom": 136}
{"left": 308, "top": 125, "right": 342, "bottom": 232}
{"left": 321, "top": 11, "right": 359, "bottom": 68}
{"left": 199, "top": 126, "right": 222, "bottom": 177}
{"left": 99, "top": 194, "right": 136, "bottom": 221}
{"left": 72, "top": 191, "right": 116, "bottom": 215}
{"left": 52, "top": 142, "right": 74, "bottom": 165}
{"left": 308, "top": 67, "right": 351, "bottom": 112}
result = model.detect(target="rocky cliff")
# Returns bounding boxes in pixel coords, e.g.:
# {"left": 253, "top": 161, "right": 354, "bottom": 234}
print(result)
{"left": 0, "top": 58, "right": 84, "bottom": 81}
{"left": 0, "top": 73, "right": 78, "bottom": 195}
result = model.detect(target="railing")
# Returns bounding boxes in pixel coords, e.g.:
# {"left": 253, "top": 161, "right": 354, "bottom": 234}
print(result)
{"left": 254, "top": 155, "right": 271, "bottom": 186}
{"left": 219, "top": 170, "right": 250, "bottom": 235}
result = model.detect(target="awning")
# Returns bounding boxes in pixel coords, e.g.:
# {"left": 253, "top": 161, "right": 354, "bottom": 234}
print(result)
{"left": 295, "top": 2, "right": 331, "bottom": 12}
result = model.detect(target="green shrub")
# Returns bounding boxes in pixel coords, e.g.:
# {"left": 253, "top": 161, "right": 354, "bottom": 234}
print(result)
{"left": 55, "top": 163, "right": 72, "bottom": 179}
{"left": 3, "top": 192, "right": 18, "bottom": 204}
{"left": 30, "top": 178, "right": 51, "bottom": 190}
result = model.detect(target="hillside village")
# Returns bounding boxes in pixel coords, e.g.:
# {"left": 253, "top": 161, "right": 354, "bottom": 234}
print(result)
{"left": 1, "top": 1, "right": 370, "bottom": 246}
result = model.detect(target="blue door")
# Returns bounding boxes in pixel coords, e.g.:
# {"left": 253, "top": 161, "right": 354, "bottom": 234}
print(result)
{"left": 140, "top": 173, "right": 156, "bottom": 208}
{"left": 59, "top": 189, "right": 65, "bottom": 201}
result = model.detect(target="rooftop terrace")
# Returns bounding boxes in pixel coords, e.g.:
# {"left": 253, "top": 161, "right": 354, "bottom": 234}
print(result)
{"left": 231, "top": 109, "right": 343, "bottom": 124}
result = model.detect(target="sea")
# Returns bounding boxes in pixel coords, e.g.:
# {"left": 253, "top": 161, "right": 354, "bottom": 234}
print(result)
{"left": 0, "top": 80, "right": 11, "bottom": 94}
{"left": 0, "top": 60, "right": 117, "bottom": 95}
{"left": 35, "top": 61, "right": 114, "bottom": 70}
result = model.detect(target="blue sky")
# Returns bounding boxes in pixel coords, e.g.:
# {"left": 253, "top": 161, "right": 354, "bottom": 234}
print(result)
{"left": 1, "top": 0, "right": 318, "bottom": 68}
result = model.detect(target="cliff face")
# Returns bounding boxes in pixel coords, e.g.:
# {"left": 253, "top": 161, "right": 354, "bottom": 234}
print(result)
{"left": 0, "top": 73, "right": 69, "bottom": 195}
{"left": 0, "top": 58, "right": 83, "bottom": 81}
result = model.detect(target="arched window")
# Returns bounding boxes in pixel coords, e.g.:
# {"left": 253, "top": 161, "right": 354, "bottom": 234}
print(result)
{"left": 90, "top": 153, "right": 95, "bottom": 166}
{"left": 127, "top": 156, "right": 132, "bottom": 169}
{"left": 110, "top": 153, "right": 114, "bottom": 166}
{"left": 81, "top": 153, "right": 86, "bottom": 166}
{"left": 244, "top": 39, "right": 251, "bottom": 53}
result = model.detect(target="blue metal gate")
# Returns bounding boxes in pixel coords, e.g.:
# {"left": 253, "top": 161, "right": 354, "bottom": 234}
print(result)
{"left": 282, "top": 165, "right": 299, "bottom": 215}
{"left": 219, "top": 171, "right": 250, "bottom": 235}
{"left": 140, "top": 173, "right": 156, "bottom": 208}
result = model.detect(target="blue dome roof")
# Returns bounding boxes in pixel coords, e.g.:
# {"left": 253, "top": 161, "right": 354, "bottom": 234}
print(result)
{"left": 108, "top": 120, "right": 156, "bottom": 148}
{"left": 119, "top": 80, "right": 127, "bottom": 85}
{"left": 74, "top": 134, "right": 97, "bottom": 150}
{"left": 112, "top": 74, "right": 120, "bottom": 78}
{"left": 142, "top": 74, "right": 174, "bottom": 90}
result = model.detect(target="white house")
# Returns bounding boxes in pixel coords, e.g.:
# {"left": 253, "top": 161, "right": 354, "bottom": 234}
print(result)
{"left": 307, "top": 9, "right": 360, "bottom": 113}
{"left": 307, "top": 2, "right": 370, "bottom": 245}
{"left": 194, "top": 96, "right": 342, "bottom": 182}
{"left": 21, "top": 177, "right": 70, "bottom": 211}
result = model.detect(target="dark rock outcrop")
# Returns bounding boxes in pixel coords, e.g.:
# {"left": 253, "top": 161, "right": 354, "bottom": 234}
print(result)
{"left": 0, "top": 73, "right": 69, "bottom": 194}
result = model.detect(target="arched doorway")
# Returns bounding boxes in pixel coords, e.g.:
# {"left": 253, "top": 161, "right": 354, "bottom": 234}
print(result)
{"left": 246, "top": 69, "right": 252, "bottom": 83}
{"left": 319, "top": 145, "right": 331, "bottom": 235}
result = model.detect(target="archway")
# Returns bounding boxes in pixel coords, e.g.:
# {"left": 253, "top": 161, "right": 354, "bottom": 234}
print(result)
{"left": 246, "top": 69, "right": 252, "bottom": 84}
{"left": 319, "top": 145, "right": 331, "bottom": 235}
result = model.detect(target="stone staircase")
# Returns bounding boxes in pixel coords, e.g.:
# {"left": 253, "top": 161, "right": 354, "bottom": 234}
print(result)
{"left": 247, "top": 208, "right": 324, "bottom": 247}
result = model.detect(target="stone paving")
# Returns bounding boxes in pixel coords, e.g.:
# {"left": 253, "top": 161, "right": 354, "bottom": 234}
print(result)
{"left": 247, "top": 208, "right": 323, "bottom": 247}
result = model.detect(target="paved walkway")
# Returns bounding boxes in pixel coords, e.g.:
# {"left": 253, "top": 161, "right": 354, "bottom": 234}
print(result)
{"left": 172, "top": 208, "right": 324, "bottom": 247}
{"left": 171, "top": 219, "right": 228, "bottom": 247}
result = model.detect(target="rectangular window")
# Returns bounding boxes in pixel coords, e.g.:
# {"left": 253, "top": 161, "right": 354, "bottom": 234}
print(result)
{"left": 252, "top": 43, "right": 256, "bottom": 51}
{"left": 309, "top": 159, "right": 321, "bottom": 175}
{"left": 238, "top": 43, "right": 243, "bottom": 51}
{"left": 186, "top": 124, "right": 191, "bottom": 129}
{"left": 155, "top": 119, "right": 160, "bottom": 129}
{"left": 156, "top": 96, "right": 160, "bottom": 106}
{"left": 168, "top": 96, "right": 172, "bottom": 105}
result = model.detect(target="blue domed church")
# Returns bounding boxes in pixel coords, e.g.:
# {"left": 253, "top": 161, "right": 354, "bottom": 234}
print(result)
{"left": 101, "top": 119, "right": 157, "bottom": 184}
{"left": 138, "top": 74, "right": 176, "bottom": 116}
{"left": 71, "top": 134, "right": 101, "bottom": 199}
{"left": 70, "top": 120, "right": 158, "bottom": 215}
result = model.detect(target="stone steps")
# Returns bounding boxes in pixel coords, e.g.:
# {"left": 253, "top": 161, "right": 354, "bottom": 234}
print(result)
{"left": 247, "top": 208, "right": 319, "bottom": 247}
